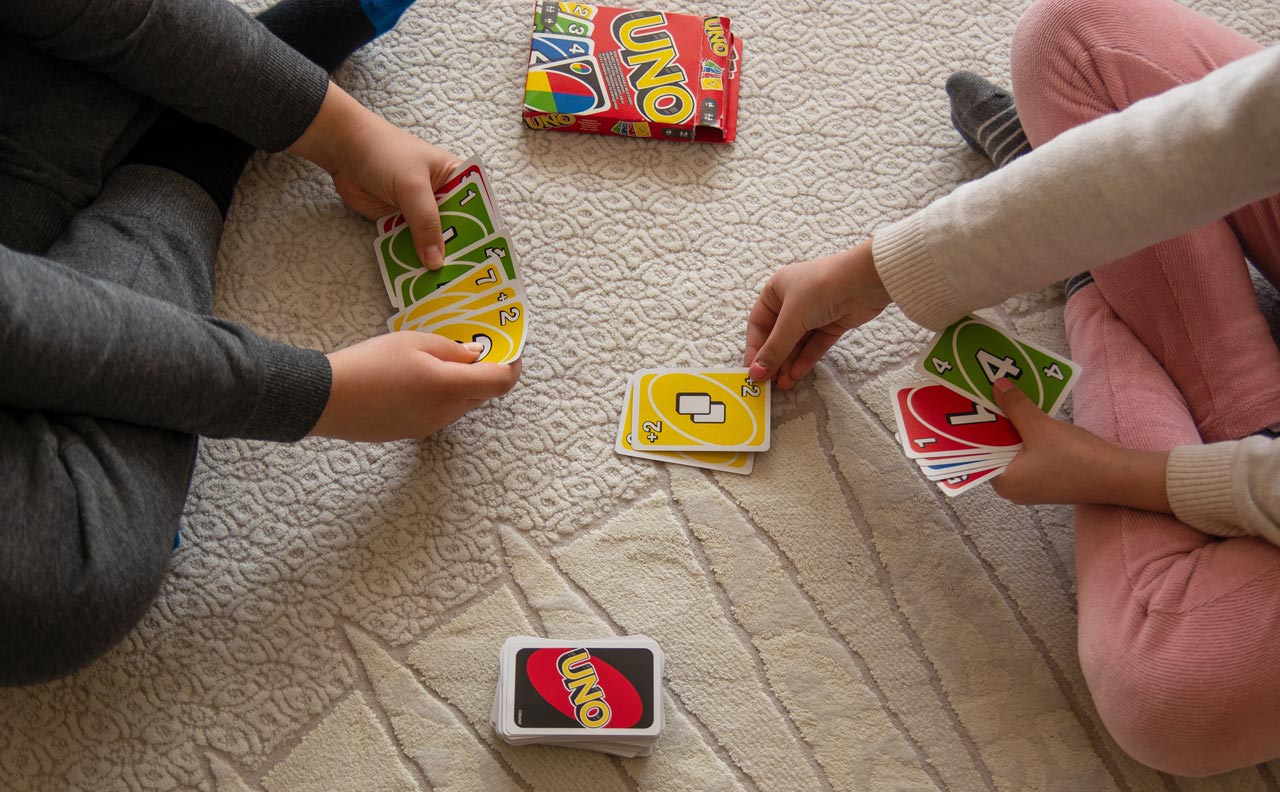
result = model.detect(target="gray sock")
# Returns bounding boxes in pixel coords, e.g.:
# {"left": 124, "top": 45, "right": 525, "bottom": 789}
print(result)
{"left": 945, "top": 72, "right": 1031, "bottom": 169}
{"left": 1064, "top": 272, "right": 1096, "bottom": 299}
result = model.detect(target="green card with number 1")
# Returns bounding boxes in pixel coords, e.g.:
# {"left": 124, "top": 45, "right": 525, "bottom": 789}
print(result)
{"left": 915, "top": 315, "right": 1080, "bottom": 418}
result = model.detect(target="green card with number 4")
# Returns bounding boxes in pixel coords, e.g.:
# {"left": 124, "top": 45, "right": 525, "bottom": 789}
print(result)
{"left": 916, "top": 315, "right": 1080, "bottom": 418}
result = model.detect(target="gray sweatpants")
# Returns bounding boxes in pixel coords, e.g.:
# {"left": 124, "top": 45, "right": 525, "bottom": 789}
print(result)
{"left": 0, "top": 30, "right": 225, "bottom": 683}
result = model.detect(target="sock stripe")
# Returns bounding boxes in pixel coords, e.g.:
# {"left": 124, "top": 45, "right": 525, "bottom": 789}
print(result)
{"left": 972, "top": 104, "right": 1016, "bottom": 143}
{"left": 1064, "top": 272, "right": 1096, "bottom": 298}
{"left": 980, "top": 112, "right": 1023, "bottom": 151}
{"left": 991, "top": 132, "right": 1029, "bottom": 166}
{"left": 994, "top": 142, "right": 1032, "bottom": 168}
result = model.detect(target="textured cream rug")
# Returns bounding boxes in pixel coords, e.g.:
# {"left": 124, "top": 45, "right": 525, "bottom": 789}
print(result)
{"left": 3, "top": 1, "right": 1279, "bottom": 790}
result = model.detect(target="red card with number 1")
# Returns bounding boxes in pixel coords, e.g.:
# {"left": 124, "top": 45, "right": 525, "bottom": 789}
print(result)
{"left": 891, "top": 383, "right": 1023, "bottom": 459}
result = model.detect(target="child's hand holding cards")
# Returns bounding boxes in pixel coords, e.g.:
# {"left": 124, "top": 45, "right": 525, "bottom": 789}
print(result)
{"left": 372, "top": 158, "right": 527, "bottom": 365}
{"left": 893, "top": 315, "right": 1082, "bottom": 497}
{"left": 491, "top": 636, "right": 664, "bottom": 758}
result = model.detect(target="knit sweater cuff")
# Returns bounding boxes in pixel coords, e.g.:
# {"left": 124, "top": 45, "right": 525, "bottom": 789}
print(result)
{"left": 239, "top": 340, "right": 333, "bottom": 442}
{"left": 246, "top": 47, "right": 329, "bottom": 152}
{"left": 1167, "top": 443, "right": 1245, "bottom": 537}
{"left": 872, "top": 211, "right": 967, "bottom": 331}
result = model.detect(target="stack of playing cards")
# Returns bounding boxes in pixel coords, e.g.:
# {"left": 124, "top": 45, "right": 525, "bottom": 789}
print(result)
{"left": 614, "top": 368, "right": 770, "bottom": 475}
{"left": 374, "top": 158, "right": 527, "bottom": 364}
{"left": 491, "top": 636, "right": 664, "bottom": 757}
{"left": 891, "top": 314, "right": 1080, "bottom": 496}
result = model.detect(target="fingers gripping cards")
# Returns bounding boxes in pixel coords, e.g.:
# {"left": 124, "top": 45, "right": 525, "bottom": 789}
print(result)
{"left": 889, "top": 314, "right": 1082, "bottom": 497}
{"left": 373, "top": 158, "right": 527, "bottom": 364}
{"left": 523, "top": 3, "right": 743, "bottom": 143}
{"left": 492, "top": 636, "right": 664, "bottom": 757}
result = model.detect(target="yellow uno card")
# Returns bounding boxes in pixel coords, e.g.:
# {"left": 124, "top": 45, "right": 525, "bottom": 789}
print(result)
{"left": 402, "top": 283, "right": 518, "bottom": 332}
{"left": 615, "top": 377, "right": 753, "bottom": 474}
{"left": 631, "top": 368, "right": 770, "bottom": 452}
{"left": 417, "top": 278, "right": 528, "bottom": 364}
{"left": 388, "top": 258, "right": 509, "bottom": 332}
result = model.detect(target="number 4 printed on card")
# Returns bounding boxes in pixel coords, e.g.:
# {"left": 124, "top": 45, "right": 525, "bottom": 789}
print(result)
{"left": 916, "top": 315, "right": 1081, "bottom": 417}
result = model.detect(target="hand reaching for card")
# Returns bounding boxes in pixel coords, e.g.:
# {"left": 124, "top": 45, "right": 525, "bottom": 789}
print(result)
{"left": 310, "top": 332, "right": 521, "bottom": 442}
{"left": 744, "top": 240, "right": 892, "bottom": 390}
{"left": 989, "top": 378, "right": 1171, "bottom": 512}
{"left": 289, "top": 83, "right": 462, "bottom": 270}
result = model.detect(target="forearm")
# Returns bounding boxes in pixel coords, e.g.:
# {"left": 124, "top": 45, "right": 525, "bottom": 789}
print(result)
{"left": 1084, "top": 445, "right": 1172, "bottom": 514}
{"left": 872, "top": 45, "right": 1280, "bottom": 330}
{"left": 0, "top": 247, "right": 330, "bottom": 441}
{"left": 287, "top": 83, "right": 377, "bottom": 174}
{"left": 1, "top": 0, "right": 327, "bottom": 151}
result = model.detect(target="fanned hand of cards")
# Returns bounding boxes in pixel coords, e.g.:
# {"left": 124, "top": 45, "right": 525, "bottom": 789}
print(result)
{"left": 614, "top": 368, "right": 771, "bottom": 476}
{"left": 491, "top": 636, "right": 664, "bottom": 758}
{"left": 892, "top": 314, "right": 1082, "bottom": 497}
{"left": 373, "top": 158, "right": 526, "bottom": 364}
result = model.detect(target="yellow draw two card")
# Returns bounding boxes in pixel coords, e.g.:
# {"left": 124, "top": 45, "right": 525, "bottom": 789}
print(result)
{"left": 631, "top": 368, "right": 770, "bottom": 452}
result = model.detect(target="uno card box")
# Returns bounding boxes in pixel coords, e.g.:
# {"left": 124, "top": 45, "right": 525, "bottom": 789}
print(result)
{"left": 523, "top": 2, "right": 742, "bottom": 143}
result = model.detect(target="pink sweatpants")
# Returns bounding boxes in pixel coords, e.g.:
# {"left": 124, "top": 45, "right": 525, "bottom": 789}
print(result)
{"left": 1010, "top": 0, "right": 1280, "bottom": 777}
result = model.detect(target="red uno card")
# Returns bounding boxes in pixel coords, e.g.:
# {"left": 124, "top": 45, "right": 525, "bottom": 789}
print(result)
{"left": 934, "top": 465, "right": 1006, "bottom": 497}
{"left": 892, "top": 382, "right": 1023, "bottom": 459}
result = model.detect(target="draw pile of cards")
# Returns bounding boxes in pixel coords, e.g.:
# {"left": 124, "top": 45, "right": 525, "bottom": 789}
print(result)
{"left": 374, "top": 157, "right": 526, "bottom": 364}
{"left": 492, "top": 636, "right": 664, "bottom": 758}
{"left": 893, "top": 314, "right": 1081, "bottom": 497}
{"left": 614, "top": 368, "right": 770, "bottom": 476}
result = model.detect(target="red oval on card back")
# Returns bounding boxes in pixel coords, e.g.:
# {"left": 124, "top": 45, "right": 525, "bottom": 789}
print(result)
{"left": 527, "top": 647, "right": 645, "bottom": 728}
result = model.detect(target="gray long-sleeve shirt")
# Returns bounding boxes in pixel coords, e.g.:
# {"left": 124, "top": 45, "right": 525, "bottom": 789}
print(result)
{"left": 1, "top": 0, "right": 332, "bottom": 441}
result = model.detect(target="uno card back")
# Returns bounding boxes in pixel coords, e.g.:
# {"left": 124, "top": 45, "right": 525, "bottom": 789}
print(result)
{"left": 509, "top": 645, "right": 657, "bottom": 732}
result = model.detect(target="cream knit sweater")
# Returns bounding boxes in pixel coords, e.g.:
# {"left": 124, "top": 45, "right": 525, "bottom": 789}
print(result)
{"left": 872, "top": 46, "right": 1280, "bottom": 543}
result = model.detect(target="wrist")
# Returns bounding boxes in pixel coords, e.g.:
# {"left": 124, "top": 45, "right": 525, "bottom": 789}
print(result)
{"left": 854, "top": 239, "right": 890, "bottom": 308}
{"left": 308, "top": 351, "right": 351, "bottom": 439}
{"left": 837, "top": 239, "right": 891, "bottom": 313}
{"left": 287, "top": 82, "right": 378, "bottom": 175}
{"left": 1094, "top": 444, "right": 1172, "bottom": 513}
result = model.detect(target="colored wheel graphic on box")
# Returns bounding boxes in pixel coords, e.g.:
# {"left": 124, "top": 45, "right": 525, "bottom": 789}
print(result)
{"left": 525, "top": 57, "right": 610, "bottom": 115}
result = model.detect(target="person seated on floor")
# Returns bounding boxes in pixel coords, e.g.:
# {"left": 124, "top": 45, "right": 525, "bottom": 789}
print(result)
{"left": 744, "top": 0, "right": 1279, "bottom": 777}
{"left": 0, "top": 0, "right": 520, "bottom": 687}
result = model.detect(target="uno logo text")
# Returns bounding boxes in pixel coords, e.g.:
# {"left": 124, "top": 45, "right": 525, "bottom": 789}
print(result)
{"left": 558, "top": 649, "right": 612, "bottom": 728}
{"left": 610, "top": 12, "right": 695, "bottom": 125}
{"left": 703, "top": 17, "right": 729, "bottom": 57}
{"left": 524, "top": 113, "right": 576, "bottom": 129}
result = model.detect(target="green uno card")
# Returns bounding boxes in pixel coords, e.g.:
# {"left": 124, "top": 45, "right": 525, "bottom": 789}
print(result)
{"left": 916, "top": 315, "right": 1080, "bottom": 417}
{"left": 437, "top": 178, "right": 498, "bottom": 254}
{"left": 533, "top": 2, "right": 595, "bottom": 35}
{"left": 451, "top": 234, "right": 517, "bottom": 280}
{"left": 375, "top": 177, "right": 500, "bottom": 308}
{"left": 376, "top": 228, "right": 474, "bottom": 309}
{"left": 394, "top": 234, "right": 517, "bottom": 307}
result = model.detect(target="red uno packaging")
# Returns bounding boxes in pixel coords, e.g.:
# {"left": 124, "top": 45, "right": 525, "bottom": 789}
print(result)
{"left": 523, "top": 2, "right": 742, "bottom": 143}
